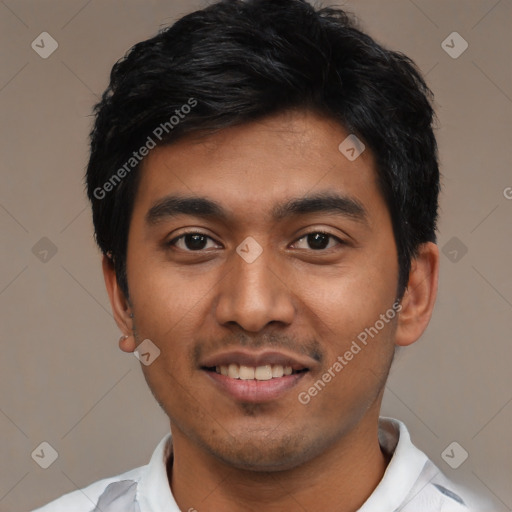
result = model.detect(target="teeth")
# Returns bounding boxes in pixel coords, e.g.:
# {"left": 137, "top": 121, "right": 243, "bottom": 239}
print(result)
{"left": 228, "top": 363, "right": 239, "bottom": 379}
{"left": 272, "top": 365, "right": 284, "bottom": 378}
{"left": 214, "top": 364, "right": 296, "bottom": 380}
{"left": 254, "top": 365, "right": 272, "bottom": 380}
{"left": 239, "top": 365, "right": 255, "bottom": 380}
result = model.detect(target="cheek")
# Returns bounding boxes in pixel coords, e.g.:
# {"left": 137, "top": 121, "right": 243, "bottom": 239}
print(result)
{"left": 299, "top": 256, "right": 398, "bottom": 346}
{"left": 129, "top": 263, "right": 211, "bottom": 402}
{"left": 128, "top": 255, "right": 214, "bottom": 328}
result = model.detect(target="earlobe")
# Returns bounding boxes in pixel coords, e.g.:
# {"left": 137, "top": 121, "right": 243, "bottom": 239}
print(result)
{"left": 395, "top": 242, "right": 439, "bottom": 347}
{"left": 102, "top": 255, "right": 135, "bottom": 351}
{"left": 118, "top": 334, "right": 136, "bottom": 353}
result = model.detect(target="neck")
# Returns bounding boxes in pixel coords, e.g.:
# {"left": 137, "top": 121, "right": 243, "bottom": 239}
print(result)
{"left": 168, "top": 413, "right": 390, "bottom": 512}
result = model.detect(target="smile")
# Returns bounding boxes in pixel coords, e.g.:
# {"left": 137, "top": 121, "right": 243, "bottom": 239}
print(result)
{"left": 199, "top": 350, "right": 314, "bottom": 402}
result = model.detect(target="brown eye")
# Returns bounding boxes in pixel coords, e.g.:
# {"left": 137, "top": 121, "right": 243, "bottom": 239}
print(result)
{"left": 168, "top": 233, "right": 219, "bottom": 251}
{"left": 293, "top": 232, "right": 344, "bottom": 251}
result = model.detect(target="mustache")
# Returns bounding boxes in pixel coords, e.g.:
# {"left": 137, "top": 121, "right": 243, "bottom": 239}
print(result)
{"left": 192, "top": 331, "right": 323, "bottom": 366}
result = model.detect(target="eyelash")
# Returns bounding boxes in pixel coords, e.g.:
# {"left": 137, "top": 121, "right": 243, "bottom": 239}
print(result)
{"left": 166, "top": 231, "right": 345, "bottom": 252}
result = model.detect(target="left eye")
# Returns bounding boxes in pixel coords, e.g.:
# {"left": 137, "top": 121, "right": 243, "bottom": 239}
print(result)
{"left": 292, "top": 232, "right": 343, "bottom": 251}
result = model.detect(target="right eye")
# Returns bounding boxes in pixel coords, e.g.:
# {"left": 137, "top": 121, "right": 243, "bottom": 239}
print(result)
{"left": 166, "top": 232, "right": 222, "bottom": 252}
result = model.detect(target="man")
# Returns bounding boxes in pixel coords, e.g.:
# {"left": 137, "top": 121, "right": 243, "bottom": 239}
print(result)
{"left": 33, "top": 0, "right": 488, "bottom": 510}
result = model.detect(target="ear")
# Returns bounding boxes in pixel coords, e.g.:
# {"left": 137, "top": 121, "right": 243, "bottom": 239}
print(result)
{"left": 102, "top": 255, "right": 136, "bottom": 353}
{"left": 395, "top": 242, "right": 439, "bottom": 347}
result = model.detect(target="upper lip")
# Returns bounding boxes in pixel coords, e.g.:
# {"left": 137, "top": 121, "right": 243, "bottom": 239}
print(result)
{"left": 200, "top": 349, "right": 315, "bottom": 371}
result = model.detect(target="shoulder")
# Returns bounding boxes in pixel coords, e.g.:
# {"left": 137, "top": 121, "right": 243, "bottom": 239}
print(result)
{"left": 377, "top": 418, "right": 492, "bottom": 512}
{"left": 31, "top": 432, "right": 174, "bottom": 511}
{"left": 30, "top": 465, "right": 145, "bottom": 512}
{"left": 417, "top": 459, "right": 491, "bottom": 512}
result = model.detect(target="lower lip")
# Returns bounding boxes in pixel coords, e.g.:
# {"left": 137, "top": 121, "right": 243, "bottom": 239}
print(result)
{"left": 204, "top": 370, "right": 308, "bottom": 403}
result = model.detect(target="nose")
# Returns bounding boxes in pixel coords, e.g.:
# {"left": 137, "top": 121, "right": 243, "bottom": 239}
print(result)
{"left": 214, "top": 240, "right": 296, "bottom": 332}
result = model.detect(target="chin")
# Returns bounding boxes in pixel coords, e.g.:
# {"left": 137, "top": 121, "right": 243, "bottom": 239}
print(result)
{"left": 202, "top": 432, "right": 320, "bottom": 473}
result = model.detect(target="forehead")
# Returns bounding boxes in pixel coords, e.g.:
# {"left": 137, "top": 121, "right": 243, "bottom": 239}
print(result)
{"left": 133, "top": 110, "right": 384, "bottom": 225}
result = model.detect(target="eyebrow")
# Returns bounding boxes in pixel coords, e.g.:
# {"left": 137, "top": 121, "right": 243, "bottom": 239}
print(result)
{"left": 145, "top": 192, "right": 369, "bottom": 226}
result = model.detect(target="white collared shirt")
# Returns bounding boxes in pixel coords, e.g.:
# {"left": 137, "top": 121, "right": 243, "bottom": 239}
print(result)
{"left": 32, "top": 417, "right": 489, "bottom": 511}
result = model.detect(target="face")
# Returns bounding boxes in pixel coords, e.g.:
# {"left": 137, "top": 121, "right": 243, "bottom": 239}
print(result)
{"left": 124, "top": 110, "right": 400, "bottom": 471}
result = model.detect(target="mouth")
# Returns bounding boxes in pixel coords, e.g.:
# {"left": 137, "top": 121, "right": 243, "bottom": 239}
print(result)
{"left": 200, "top": 351, "right": 313, "bottom": 402}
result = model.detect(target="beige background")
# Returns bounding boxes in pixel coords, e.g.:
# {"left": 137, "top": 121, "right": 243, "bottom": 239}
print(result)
{"left": 0, "top": 0, "right": 511, "bottom": 510}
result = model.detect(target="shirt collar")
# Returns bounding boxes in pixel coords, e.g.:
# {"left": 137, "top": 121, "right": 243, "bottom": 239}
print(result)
{"left": 136, "top": 417, "right": 427, "bottom": 511}
{"left": 358, "top": 417, "right": 428, "bottom": 512}
{"left": 137, "top": 431, "right": 179, "bottom": 511}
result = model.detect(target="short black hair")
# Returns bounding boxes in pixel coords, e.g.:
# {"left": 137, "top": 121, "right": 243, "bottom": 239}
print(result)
{"left": 86, "top": 0, "right": 439, "bottom": 301}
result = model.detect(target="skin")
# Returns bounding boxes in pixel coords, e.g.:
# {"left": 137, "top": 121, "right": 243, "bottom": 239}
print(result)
{"left": 103, "top": 109, "right": 439, "bottom": 512}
